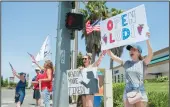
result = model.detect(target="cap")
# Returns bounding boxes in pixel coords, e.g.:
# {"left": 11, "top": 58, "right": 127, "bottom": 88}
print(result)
{"left": 126, "top": 45, "right": 142, "bottom": 53}
{"left": 19, "top": 72, "right": 26, "bottom": 76}
{"left": 35, "top": 67, "right": 40, "bottom": 71}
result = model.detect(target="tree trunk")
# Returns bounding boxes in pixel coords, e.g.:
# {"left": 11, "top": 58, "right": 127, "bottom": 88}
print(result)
{"left": 110, "top": 58, "right": 113, "bottom": 69}
{"left": 91, "top": 48, "right": 96, "bottom": 63}
{"left": 110, "top": 58, "right": 114, "bottom": 82}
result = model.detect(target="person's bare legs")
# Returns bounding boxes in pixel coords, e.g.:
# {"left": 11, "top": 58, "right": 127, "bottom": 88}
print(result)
{"left": 124, "top": 100, "right": 134, "bottom": 107}
{"left": 82, "top": 95, "right": 86, "bottom": 107}
{"left": 38, "top": 99, "right": 41, "bottom": 106}
{"left": 135, "top": 101, "right": 147, "bottom": 107}
{"left": 16, "top": 101, "right": 21, "bottom": 107}
{"left": 36, "top": 99, "right": 38, "bottom": 106}
{"left": 86, "top": 95, "right": 94, "bottom": 107}
{"left": 36, "top": 99, "right": 41, "bottom": 106}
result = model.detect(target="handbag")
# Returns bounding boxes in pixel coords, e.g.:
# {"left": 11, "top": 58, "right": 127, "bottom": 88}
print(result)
{"left": 126, "top": 77, "right": 143, "bottom": 104}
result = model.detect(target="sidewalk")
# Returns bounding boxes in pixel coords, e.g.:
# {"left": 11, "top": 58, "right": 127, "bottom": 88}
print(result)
{"left": 51, "top": 101, "right": 77, "bottom": 107}
{"left": 69, "top": 104, "right": 77, "bottom": 107}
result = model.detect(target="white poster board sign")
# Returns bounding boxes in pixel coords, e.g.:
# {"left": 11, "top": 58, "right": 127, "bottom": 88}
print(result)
{"left": 100, "top": 4, "right": 149, "bottom": 50}
{"left": 67, "top": 67, "right": 99, "bottom": 95}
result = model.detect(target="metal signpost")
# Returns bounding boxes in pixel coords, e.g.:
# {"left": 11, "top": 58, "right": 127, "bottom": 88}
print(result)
{"left": 53, "top": 2, "right": 72, "bottom": 107}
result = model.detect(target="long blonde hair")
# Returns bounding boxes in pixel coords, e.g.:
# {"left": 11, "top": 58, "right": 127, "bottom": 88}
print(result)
{"left": 138, "top": 54, "right": 143, "bottom": 60}
{"left": 44, "top": 60, "right": 54, "bottom": 72}
{"left": 84, "top": 53, "right": 92, "bottom": 65}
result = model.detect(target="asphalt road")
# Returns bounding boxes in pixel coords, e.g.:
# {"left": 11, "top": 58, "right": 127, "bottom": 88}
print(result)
{"left": 1, "top": 89, "right": 76, "bottom": 107}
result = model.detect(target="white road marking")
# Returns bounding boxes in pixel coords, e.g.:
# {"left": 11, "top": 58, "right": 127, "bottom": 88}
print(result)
{"left": 2, "top": 100, "right": 14, "bottom": 104}
{"left": 1, "top": 105, "right": 8, "bottom": 107}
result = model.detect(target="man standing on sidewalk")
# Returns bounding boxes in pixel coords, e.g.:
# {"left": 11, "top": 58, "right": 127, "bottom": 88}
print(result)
{"left": 32, "top": 68, "right": 41, "bottom": 107}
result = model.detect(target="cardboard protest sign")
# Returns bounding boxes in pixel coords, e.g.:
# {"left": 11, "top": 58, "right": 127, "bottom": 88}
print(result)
{"left": 100, "top": 4, "right": 149, "bottom": 50}
{"left": 67, "top": 67, "right": 99, "bottom": 95}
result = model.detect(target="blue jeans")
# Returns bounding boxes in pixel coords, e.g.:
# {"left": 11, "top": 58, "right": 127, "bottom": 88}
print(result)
{"left": 123, "top": 83, "right": 148, "bottom": 102}
{"left": 42, "top": 88, "right": 50, "bottom": 107}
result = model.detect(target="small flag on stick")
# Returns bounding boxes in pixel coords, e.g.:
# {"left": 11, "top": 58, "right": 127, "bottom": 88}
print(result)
{"left": 9, "top": 62, "right": 15, "bottom": 77}
{"left": 27, "top": 52, "right": 36, "bottom": 61}
{"left": 9, "top": 62, "right": 14, "bottom": 71}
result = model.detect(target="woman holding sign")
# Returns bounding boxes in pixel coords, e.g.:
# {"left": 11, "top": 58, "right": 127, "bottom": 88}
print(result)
{"left": 107, "top": 32, "right": 153, "bottom": 107}
{"left": 79, "top": 51, "right": 106, "bottom": 107}
{"left": 33, "top": 60, "right": 54, "bottom": 107}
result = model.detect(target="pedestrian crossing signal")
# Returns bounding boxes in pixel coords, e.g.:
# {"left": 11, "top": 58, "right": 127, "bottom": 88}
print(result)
{"left": 65, "top": 12, "right": 84, "bottom": 30}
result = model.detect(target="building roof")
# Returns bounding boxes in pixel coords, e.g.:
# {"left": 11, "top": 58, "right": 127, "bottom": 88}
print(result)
{"left": 150, "top": 54, "right": 169, "bottom": 65}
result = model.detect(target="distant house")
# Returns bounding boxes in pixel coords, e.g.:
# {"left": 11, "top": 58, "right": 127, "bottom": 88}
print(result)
{"left": 9, "top": 77, "right": 14, "bottom": 83}
{"left": 113, "top": 47, "right": 169, "bottom": 83}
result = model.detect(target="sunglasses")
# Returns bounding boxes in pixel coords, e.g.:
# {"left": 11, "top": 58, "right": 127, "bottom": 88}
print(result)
{"left": 130, "top": 48, "right": 138, "bottom": 52}
{"left": 83, "top": 58, "right": 88, "bottom": 60}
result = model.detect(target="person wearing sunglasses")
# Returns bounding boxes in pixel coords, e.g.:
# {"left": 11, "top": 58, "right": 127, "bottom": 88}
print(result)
{"left": 79, "top": 51, "right": 106, "bottom": 107}
{"left": 12, "top": 70, "right": 26, "bottom": 107}
{"left": 106, "top": 32, "right": 153, "bottom": 107}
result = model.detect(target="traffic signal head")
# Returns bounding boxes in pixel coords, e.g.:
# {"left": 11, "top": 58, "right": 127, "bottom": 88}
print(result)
{"left": 71, "top": 1, "right": 75, "bottom": 9}
{"left": 65, "top": 12, "right": 84, "bottom": 30}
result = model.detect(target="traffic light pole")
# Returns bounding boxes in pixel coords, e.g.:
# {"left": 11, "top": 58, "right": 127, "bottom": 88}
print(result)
{"left": 53, "top": 2, "right": 72, "bottom": 107}
{"left": 73, "top": 1, "right": 79, "bottom": 69}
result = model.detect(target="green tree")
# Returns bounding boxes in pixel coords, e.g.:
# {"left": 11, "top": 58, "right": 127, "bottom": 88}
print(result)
{"left": 4, "top": 78, "right": 9, "bottom": 87}
{"left": 77, "top": 52, "right": 84, "bottom": 68}
{"left": 26, "top": 81, "right": 28, "bottom": 88}
{"left": 1, "top": 76, "right": 3, "bottom": 87}
{"left": 80, "top": 1, "right": 124, "bottom": 64}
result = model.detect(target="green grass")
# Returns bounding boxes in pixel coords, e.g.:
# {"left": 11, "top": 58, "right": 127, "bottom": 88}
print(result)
{"left": 144, "top": 82, "right": 169, "bottom": 92}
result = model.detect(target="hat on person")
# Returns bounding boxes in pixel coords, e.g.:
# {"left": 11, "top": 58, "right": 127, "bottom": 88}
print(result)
{"left": 35, "top": 67, "right": 40, "bottom": 71}
{"left": 19, "top": 72, "right": 26, "bottom": 76}
{"left": 126, "top": 45, "right": 142, "bottom": 53}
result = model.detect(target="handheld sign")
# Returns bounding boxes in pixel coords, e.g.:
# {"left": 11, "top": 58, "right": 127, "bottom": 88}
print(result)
{"left": 100, "top": 4, "right": 149, "bottom": 50}
{"left": 67, "top": 67, "right": 99, "bottom": 95}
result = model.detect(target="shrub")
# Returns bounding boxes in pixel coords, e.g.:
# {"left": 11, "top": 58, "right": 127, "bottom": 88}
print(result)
{"left": 148, "top": 91, "right": 168, "bottom": 107}
{"left": 2, "top": 78, "right": 9, "bottom": 87}
{"left": 144, "top": 80, "right": 148, "bottom": 83}
{"left": 146, "top": 76, "right": 169, "bottom": 83}
{"left": 101, "top": 83, "right": 168, "bottom": 107}
{"left": 9, "top": 82, "right": 17, "bottom": 87}
{"left": 146, "top": 79, "right": 157, "bottom": 83}
{"left": 113, "top": 83, "right": 125, "bottom": 107}
{"left": 156, "top": 76, "right": 168, "bottom": 82}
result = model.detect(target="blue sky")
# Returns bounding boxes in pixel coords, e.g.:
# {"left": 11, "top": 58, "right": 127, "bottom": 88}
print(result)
{"left": 2, "top": 2, "right": 169, "bottom": 80}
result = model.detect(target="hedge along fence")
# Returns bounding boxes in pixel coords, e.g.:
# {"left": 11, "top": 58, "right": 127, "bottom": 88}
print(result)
{"left": 101, "top": 83, "right": 168, "bottom": 107}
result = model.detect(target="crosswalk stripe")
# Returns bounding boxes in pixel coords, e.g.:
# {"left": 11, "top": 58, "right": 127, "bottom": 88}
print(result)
{"left": 1, "top": 105, "right": 8, "bottom": 107}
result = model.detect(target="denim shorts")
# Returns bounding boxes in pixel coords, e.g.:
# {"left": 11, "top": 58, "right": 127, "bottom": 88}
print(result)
{"left": 15, "top": 90, "right": 25, "bottom": 104}
{"left": 42, "top": 88, "right": 50, "bottom": 107}
{"left": 123, "top": 83, "right": 148, "bottom": 102}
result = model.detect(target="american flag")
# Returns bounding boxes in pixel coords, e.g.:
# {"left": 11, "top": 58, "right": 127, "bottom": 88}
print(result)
{"left": 9, "top": 62, "right": 14, "bottom": 71}
{"left": 27, "top": 52, "right": 36, "bottom": 61}
{"left": 86, "top": 19, "right": 101, "bottom": 34}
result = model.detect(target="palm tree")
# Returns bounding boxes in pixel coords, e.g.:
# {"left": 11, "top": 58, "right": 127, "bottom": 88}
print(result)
{"left": 79, "top": 1, "right": 108, "bottom": 63}
{"left": 79, "top": 1, "right": 124, "bottom": 64}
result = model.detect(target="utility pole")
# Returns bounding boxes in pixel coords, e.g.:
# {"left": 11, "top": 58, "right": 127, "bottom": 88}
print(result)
{"left": 71, "top": 1, "right": 79, "bottom": 103}
{"left": 71, "top": 2, "right": 79, "bottom": 69}
{"left": 73, "top": 2, "right": 79, "bottom": 69}
{"left": 53, "top": 2, "right": 72, "bottom": 107}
